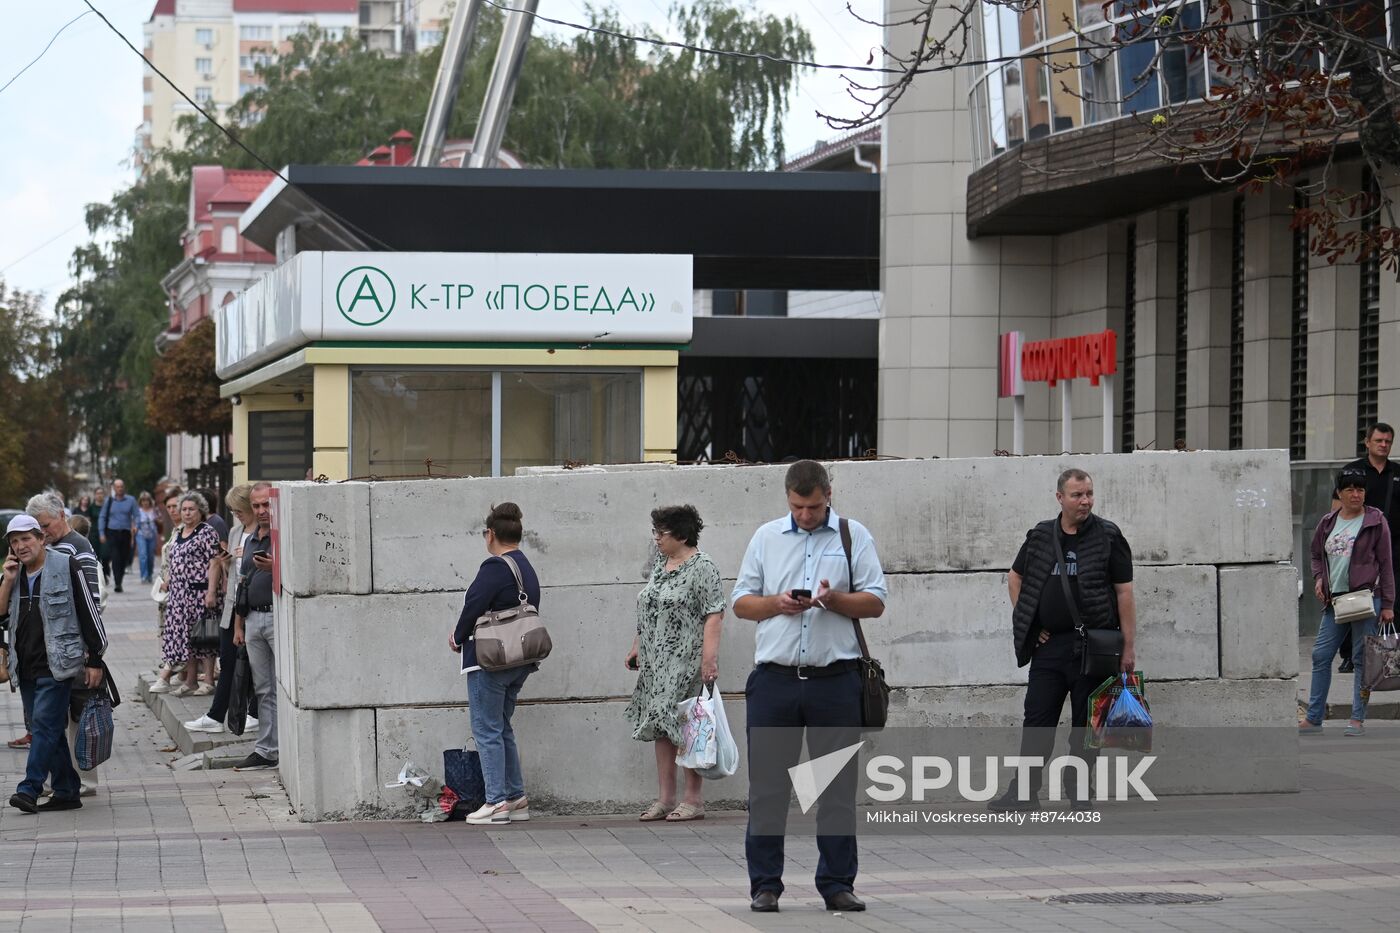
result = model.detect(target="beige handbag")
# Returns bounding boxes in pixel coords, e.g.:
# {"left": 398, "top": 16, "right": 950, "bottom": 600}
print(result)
{"left": 472, "top": 554, "right": 552, "bottom": 671}
{"left": 1333, "top": 588, "right": 1376, "bottom": 624}
{"left": 0, "top": 646, "right": 9, "bottom": 684}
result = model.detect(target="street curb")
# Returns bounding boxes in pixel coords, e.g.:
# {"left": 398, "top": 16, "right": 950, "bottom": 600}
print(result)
{"left": 133, "top": 672, "right": 257, "bottom": 757}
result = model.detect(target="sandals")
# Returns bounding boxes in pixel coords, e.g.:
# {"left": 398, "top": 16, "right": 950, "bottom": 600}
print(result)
{"left": 666, "top": 802, "right": 705, "bottom": 822}
{"left": 639, "top": 801, "right": 672, "bottom": 821}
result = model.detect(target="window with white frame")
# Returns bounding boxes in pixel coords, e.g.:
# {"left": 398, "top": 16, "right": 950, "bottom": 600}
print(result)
{"left": 195, "top": 28, "right": 214, "bottom": 45}
{"left": 195, "top": 57, "right": 212, "bottom": 73}
{"left": 194, "top": 86, "right": 213, "bottom": 104}
{"left": 240, "top": 25, "right": 273, "bottom": 41}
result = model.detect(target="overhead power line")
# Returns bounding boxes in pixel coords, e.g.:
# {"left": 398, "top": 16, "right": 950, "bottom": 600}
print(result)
{"left": 0, "top": 11, "right": 92, "bottom": 98}
{"left": 79, "top": 0, "right": 397, "bottom": 253}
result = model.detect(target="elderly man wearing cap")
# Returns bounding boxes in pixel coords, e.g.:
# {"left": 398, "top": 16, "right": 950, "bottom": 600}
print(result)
{"left": 0, "top": 515, "right": 108, "bottom": 813}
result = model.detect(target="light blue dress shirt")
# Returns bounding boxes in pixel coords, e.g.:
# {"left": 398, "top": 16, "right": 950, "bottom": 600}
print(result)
{"left": 731, "top": 508, "right": 887, "bottom": 667}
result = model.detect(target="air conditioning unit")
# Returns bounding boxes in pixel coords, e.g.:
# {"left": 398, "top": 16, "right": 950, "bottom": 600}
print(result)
{"left": 203, "top": 73, "right": 215, "bottom": 80}
{"left": 204, "top": 43, "right": 214, "bottom": 50}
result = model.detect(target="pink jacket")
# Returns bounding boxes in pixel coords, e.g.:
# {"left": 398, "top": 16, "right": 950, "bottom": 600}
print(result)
{"left": 1310, "top": 506, "right": 1395, "bottom": 609}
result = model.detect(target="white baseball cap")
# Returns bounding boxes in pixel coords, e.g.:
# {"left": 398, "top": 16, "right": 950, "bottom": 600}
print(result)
{"left": 4, "top": 515, "right": 41, "bottom": 538}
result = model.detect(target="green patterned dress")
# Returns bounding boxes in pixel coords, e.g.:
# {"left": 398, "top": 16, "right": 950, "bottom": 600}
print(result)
{"left": 624, "top": 551, "right": 726, "bottom": 744}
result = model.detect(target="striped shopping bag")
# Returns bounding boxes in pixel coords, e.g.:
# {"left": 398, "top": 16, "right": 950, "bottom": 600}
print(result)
{"left": 76, "top": 693, "right": 114, "bottom": 771}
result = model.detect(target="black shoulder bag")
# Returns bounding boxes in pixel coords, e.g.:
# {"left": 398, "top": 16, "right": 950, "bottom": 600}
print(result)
{"left": 839, "top": 518, "right": 890, "bottom": 731}
{"left": 1052, "top": 526, "right": 1122, "bottom": 682}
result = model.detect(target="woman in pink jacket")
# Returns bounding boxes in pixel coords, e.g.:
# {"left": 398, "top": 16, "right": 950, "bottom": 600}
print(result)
{"left": 1302, "top": 468, "right": 1396, "bottom": 736}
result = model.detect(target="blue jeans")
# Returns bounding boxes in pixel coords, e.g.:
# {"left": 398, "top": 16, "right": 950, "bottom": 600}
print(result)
{"left": 1307, "top": 601, "right": 1381, "bottom": 724}
{"left": 17, "top": 677, "right": 80, "bottom": 800}
{"left": 137, "top": 534, "right": 156, "bottom": 581}
{"left": 467, "top": 666, "right": 531, "bottom": 804}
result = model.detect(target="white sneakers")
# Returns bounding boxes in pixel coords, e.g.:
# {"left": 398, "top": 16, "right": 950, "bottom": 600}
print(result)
{"left": 183, "top": 715, "right": 224, "bottom": 733}
{"left": 245, "top": 716, "right": 259, "bottom": 731}
{"left": 148, "top": 680, "right": 172, "bottom": 694}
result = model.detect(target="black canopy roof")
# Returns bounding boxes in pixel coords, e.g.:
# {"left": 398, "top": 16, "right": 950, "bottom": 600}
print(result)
{"left": 242, "top": 165, "right": 880, "bottom": 291}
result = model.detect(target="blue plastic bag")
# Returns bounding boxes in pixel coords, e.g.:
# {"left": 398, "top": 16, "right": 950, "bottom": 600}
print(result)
{"left": 1098, "top": 673, "right": 1152, "bottom": 752}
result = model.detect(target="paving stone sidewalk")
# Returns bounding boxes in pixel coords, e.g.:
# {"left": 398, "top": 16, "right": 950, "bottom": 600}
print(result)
{"left": 1, "top": 588, "right": 1399, "bottom": 932}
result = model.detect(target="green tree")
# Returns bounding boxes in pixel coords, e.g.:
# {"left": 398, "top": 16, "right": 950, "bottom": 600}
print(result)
{"left": 0, "top": 280, "right": 71, "bottom": 501}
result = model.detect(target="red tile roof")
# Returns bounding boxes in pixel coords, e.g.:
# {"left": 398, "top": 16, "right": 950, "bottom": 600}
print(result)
{"left": 149, "top": 0, "right": 176, "bottom": 20}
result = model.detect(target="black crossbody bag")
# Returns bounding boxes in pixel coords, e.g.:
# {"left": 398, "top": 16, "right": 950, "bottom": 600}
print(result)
{"left": 1051, "top": 527, "right": 1123, "bottom": 681}
{"left": 839, "top": 518, "right": 890, "bottom": 730}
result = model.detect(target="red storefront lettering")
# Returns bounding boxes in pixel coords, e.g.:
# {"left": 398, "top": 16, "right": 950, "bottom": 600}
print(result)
{"left": 1019, "top": 330, "right": 1117, "bottom": 387}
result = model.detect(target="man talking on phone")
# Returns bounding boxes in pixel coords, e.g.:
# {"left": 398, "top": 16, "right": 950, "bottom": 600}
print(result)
{"left": 232, "top": 482, "right": 277, "bottom": 772}
{"left": 0, "top": 515, "right": 107, "bottom": 813}
{"left": 732, "top": 460, "right": 886, "bottom": 913}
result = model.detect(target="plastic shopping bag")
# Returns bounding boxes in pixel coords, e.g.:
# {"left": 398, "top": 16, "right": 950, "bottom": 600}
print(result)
{"left": 1092, "top": 672, "right": 1152, "bottom": 753}
{"left": 696, "top": 686, "right": 739, "bottom": 780}
{"left": 675, "top": 688, "right": 718, "bottom": 771}
{"left": 1363, "top": 623, "right": 1400, "bottom": 692}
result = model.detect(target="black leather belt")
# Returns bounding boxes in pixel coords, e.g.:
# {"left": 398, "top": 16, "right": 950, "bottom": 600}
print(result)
{"left": 249, "top": 605, "right": 272, "bottom": 613}
{"left": 758, "top": 659, "right": 859, "bottom": 680}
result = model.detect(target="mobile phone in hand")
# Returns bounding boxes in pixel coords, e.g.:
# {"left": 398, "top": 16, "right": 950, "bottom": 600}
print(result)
{"left": 791, "top": 589, "right": 812, "bottom": 600}
{"left": 627, "top": 656, "right": 639, "bottom": 671}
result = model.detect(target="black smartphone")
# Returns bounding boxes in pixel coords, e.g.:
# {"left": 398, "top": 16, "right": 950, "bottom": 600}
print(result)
{"left": 791, "top": 588, "right": 812, "bottom": 599}
{"left": 627, "top": 656, "right": 640, "bottom": 670}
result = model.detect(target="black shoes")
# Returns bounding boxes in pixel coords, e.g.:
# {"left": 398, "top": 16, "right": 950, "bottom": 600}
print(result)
{"left": 750, "top": 890, "right": 780, "bottom": 912}
{"left": 1339, "top": 659, "right": 1355, "bottom": 673}
{"left": 37, "top": 796, "right": 81, "bottom": 812}
{"left": 824, "top": 891, "right": 865, "bottom": 912}
{"left": 987, "top": 787, "right": 1040, "bottom": 812}
{"left": 234, "top": 752, "right": 277, "bottom": 771}
{"left": 8, "top": 793, "right": 37, "bottom": 814}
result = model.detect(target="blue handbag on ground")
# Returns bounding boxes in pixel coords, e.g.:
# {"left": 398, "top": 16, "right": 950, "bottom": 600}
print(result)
{"left": 443, "top": 748, "right": 485, "bottom": 814}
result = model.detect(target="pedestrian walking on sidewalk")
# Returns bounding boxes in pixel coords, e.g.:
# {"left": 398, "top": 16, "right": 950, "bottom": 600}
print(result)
{"left": 732, "top": 460, "right": 887, "bottom": 914}
{"left": 624, "top": 504, "right": 724, "bottom": 824}
{"left": 1302, "top": 468, "right": 1396, "bottom": 737}
{"left": 98, "top": 479, "right": 138, "bottom": 593}
{"left": 449, "top": 503, "right": 538, "bottom": 825}
{"left": 136, "top": 492, "right": 160, "bottom": 585}
{"left": 232, "top": 483, "right": 277, "bottom": 771}
{"left": 0, "top": 515, "right": 108, "bottom": 814}
{"left": 990, "top": 467, "right": 1137, "bottom": 812}
{"left": 1330, "top": 424, "right": 1400, "bottom": 673}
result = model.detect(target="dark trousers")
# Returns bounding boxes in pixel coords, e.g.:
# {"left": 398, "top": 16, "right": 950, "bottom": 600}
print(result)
{"left": 17, "top": 677, "right": 80, "bottom": 800}
{"left": 105, "top": 530, "right": 133, "bottom": 589}
{"left": 207, "top": 622, "right": 258, "bottom": 724}
{"left": 1018, "top": 632, "right": 1099, "bottom": 798}
{"left": 745, "top": 664, "right": 862, "bottom": 899}
{"left": 1338, "top": 628, "right": 1354, "bottom": 663}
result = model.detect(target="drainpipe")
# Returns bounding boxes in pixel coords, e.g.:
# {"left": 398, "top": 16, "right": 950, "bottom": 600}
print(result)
{"left": 466, "top": 0, "right": 538, "bottom": 168}
{"left": 853, "top": 141, "right": 879, "bottom": 173}
{"left": 413, "top": 0, "right": 486, "bottom": 168}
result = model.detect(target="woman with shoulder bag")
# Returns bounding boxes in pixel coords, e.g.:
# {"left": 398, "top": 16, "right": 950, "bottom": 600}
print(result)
{"left": 447, "top": 503, "right": 539, "bottom": 826}
{"left": 1302, "top": 468, "right": 1396, "bottom": 736}
{"left": 149, "top": 493, "right": 223, "bottom": 696}
{"left": 184, "top": 485, "right": 259, "bottom": 734}
{"left": 623, "top": 505, "right": 724, "bottom": 823}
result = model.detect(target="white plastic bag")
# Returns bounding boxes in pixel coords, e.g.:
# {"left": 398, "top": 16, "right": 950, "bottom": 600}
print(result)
{"left": 675, "top": 689, "right": 718, "bottom": 771}
{"left": 697, "top": 686, "right": 738, "bottom": 780}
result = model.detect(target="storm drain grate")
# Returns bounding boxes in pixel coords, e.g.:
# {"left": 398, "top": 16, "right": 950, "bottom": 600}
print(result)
{"left": 1048, "top": 892, "right": 1223, "bottom": 906}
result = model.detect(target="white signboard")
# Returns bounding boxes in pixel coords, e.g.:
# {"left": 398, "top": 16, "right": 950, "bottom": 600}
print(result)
{"left": 216, "top": 251, "right": 693, "bottom": 380}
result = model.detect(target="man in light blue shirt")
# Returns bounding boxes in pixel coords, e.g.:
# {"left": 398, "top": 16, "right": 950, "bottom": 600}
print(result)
{"left": 732, "top": 459, "right": 886, "bottom": 914}
{"left": 97, "top": 479, "right": 137, "bottom": 593}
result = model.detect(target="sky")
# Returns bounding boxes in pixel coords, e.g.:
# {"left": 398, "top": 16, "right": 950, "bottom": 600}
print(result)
{"left": 0, "top": 1, "right": 882, "bottom": 313}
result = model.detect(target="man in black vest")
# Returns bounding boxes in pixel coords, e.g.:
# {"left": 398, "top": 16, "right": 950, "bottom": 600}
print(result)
{"left": 989, "top": 468, "right": 1137, "bottom": 811}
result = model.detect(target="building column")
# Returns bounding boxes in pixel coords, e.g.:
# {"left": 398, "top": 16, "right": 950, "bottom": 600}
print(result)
{"left": 1306, "top": 164, "right": 1364, "bottom": 460}
{"left": 1128, "top": 209, "right": 1180, "bottom": 451}
{"left": 1241, "top": 187, "right": 1295, "bottom": 449}
{"left": 1379, "top": 176, "right": 1400, "bottom": 422}
{"left": 1185, "top": 195, "right": 1234, "bottom": 449}
{"left": 642, "top": 365, "right": 678, "bottom": 461}
{"left": 312, "top": 365, "right": 350, "bottom": 481}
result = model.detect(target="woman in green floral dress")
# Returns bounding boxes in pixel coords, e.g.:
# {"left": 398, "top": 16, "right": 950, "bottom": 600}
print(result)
{"left": 624, "top": 504, "right": 725, "bottom": 822}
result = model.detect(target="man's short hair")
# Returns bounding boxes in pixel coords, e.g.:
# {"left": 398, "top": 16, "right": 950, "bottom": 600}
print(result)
{"left": 251, "top": 481, "right": 274, "bottom": 494}
{"left": 784, "top": 460, "right": 831, "bottom": 497}
{"left": 1368, "top": 422, "right": 1395, "bottom": 440}
{"left": 1057, "top": 468, "right": 1092, "bottom": 493}
{"left": 25, "top": 492, "right": 66, "bottom": 520}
